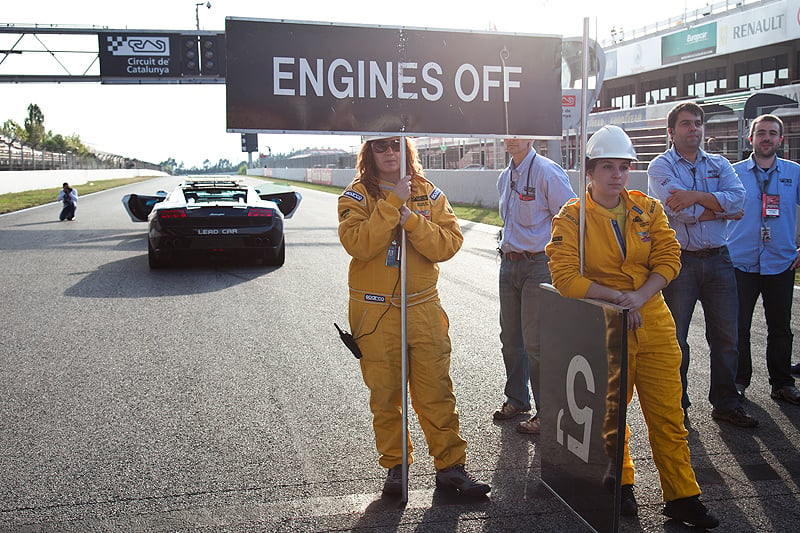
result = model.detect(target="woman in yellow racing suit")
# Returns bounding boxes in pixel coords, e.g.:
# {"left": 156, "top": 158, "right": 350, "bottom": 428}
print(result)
{"left": 337, "top": 136, "right": 489, "bottom": 497}
{"left": 546, "top": 125, "right": 718, "bottom": 528}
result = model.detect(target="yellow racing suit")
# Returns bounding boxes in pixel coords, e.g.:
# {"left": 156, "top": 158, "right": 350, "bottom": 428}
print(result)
{"left": 338, "top": 175, "right": 466, "bottom": 470}
{"left": 546, "top": 187, "right": 701, "bottom": 501}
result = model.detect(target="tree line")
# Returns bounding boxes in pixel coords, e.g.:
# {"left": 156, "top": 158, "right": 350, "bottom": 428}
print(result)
{"left": 1, "top": 103, "right": 92, "bottom": 156}
{"left": 1, "top": 103, "right": 287, "bottom": 175}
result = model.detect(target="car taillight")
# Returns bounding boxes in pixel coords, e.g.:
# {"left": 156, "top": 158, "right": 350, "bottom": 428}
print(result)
{"left": 247, "top": 208, "right": 274, "bottom": 217}
{"left": 158, "top": 208, "right": 187, "bottom": 219}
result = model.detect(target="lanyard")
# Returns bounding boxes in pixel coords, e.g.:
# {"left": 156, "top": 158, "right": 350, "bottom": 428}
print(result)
{"left": 753, "top": 166, "right": 775, "bottom": 196}
{"left": 753, "top": 165, "right": 779, "bottom": 244}
{"left": 509, "top": 154, "right": 537, "bottom": 201}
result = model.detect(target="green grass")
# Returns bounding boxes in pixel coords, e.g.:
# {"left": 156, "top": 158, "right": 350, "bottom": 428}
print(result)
{"left": 0, "top": 176, "right": 156, "bottom": 215}
{"left": 450, "top": 203, "right": 502, "bottom": 226}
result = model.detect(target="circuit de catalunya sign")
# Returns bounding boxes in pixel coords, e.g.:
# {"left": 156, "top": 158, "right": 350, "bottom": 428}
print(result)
{"left": 225, "top": 18, "right": 562, "bottom": 138}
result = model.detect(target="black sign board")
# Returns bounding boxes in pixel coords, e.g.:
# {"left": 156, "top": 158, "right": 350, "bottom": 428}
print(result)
{"left": 225, "top": 18, "right": 562, "bottom": 138}
{"left": 98, "top": 31, "right": 225, "bottom": 83}
{"left": 539, "top": 285, "right": 628, "bottom": 533}
{"left": 241, "top": 133, "right": 258, "bottom": 153}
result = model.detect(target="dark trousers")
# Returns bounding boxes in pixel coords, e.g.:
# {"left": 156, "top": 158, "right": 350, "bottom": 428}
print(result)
{"left": 59, "top": 203, "right": 76, "bottom": 220}
{"left": 662, "top": 249, "right": 740, "bottom": 411}
{"left": 735, "top": 268, "right": 796, "bottom": 389}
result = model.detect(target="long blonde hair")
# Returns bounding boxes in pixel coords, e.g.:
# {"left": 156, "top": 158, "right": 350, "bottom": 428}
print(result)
{"left": 355, "top": 138, "right": 425, "bottom": 199}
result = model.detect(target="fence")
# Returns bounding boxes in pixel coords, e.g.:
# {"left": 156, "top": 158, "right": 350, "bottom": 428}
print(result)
{"left": 0, "top": 138, "right": 162, "bottom": 172}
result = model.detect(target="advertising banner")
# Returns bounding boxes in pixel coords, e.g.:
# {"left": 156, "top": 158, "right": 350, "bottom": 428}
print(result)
{"left": 719, "top": 0, "right": 794, "bottom": 52}
{"left": 225, "top": 18, "right": 562, "bottom": 138}
{"left": 607, "top": 0, "right": 798, "bottom": 79}
{"left": 306, "top": 168, "right": 333, "bottom": 185}
{"left": 539, "top": 285, "right": 628, "bottom": 533}
{"left": 661, "top": 22, "right": 717, "bottom": 65}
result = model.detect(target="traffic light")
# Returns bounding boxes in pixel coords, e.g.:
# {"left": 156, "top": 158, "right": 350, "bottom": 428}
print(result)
{"left": 200, "top": 34, "right": 226, "bottom": 76}
{"left": 180, "top": 34, "right": 200, "bottom": 76}
{"left": 241, "top": 133, "right": 258, "bottom": 153}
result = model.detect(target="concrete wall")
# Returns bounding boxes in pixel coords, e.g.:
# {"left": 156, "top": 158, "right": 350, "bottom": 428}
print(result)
{"left": 0, "top": 169, "right": 169, "bottom": 195}
{"left": 249, "top": 166, "right": 650, "bottom": 206}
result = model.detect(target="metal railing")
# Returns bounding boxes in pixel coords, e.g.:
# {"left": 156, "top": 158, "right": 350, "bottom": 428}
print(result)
{"left": 0, "top": 140, "right": 162, "bottom": 172}
{"left": 600, "top": 0, "right": 771, "bottom": 47}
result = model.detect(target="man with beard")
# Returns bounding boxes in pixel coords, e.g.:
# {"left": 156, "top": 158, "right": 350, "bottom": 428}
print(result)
{"left": 728, "top": 115, "right": 800, "bottom": 405}
{"left": 648, "top": 102, "right": 757, "bottom": 428}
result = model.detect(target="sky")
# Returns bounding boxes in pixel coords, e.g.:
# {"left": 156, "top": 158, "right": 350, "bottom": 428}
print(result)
{"left": 1, "top": 0, "right": 711, "bottom": 168}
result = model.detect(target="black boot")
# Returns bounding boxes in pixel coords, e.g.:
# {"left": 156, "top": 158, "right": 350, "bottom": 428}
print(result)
{"left": 662, "top": 495, "right": 719, "bottom": 528}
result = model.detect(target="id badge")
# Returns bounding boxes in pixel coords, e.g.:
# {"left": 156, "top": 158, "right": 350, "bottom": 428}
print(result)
{"left": 386, "top": 239, "right": 400, "bottom": 267}
{"left": 519, "top": 186, "right": 536, "bottom": 201}
{"left": 761, "top": 226, "right": 771, "bottom": 243}
{"left": 763, "top": 194, "right": 780, "bottom": 217}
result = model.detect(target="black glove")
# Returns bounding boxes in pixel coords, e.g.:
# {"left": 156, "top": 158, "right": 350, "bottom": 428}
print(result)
{"left": 334, "top": 323, "right": 363, "bottom": 359}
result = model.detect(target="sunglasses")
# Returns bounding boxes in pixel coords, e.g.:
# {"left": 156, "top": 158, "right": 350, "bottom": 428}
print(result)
{"left": 371, "top": 139, "right": 402, "bottom": 153}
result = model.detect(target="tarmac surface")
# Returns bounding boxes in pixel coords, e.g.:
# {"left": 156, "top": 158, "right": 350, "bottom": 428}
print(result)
{"left": 1, "top": 178, "right": 799, "bottom": 532}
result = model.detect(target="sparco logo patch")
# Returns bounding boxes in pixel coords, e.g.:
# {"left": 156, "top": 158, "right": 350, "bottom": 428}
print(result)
{"left": 343, "top": 190, "right": 364, "bottom": 202}
{"left": 429, "top": 188, "right": 442, "bottom": 201}
{"left": 364, "top": 294, "right": 386, "bottom": 302}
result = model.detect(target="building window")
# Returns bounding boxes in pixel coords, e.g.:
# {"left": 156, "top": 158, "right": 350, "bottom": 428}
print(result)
{"left": 644, "top": 77, "right": 677, "bottom": 104}
{"left": 686, "top": 67, "right": 726, "bottom": 97}
{"left": 610, "top": 85, "right": 636, "bottom": 109}
{"left": 735, "top": 55, "right": 788, "bottom": 89}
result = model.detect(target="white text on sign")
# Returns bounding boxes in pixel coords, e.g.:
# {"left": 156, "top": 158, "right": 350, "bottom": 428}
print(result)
{"left": 272, "top": 57, "right": 522, "bottom": 103}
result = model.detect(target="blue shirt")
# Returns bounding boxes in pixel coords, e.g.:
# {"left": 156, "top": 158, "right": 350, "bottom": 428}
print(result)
{"left": 647, "top": 146, "right": 745, "bottom": 251}
{"left": 497, "top": 147, "right": 575, "bottom": 254}
{"left": 727, "top": 156, "right": 800, "bottom": 274}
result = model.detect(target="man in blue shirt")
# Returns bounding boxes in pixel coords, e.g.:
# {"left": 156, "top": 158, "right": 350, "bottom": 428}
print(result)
{"left": 494, "top": 138, "right": 576, "bottom": 434}
{"left": 728, "top": 114, "right": 800, "bottom": 405}
{"left": 57, "top": 182, "right": 78, "bottom": 221}
{"left": 648, "top": 102, "right": 758, "bottom": 427}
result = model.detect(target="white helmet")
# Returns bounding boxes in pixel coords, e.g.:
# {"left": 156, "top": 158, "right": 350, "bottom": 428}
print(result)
{"left": 586, "top": 125, "right": 638, "bottom": 161}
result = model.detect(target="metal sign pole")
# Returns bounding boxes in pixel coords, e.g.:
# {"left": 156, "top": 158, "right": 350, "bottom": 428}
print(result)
{"left": 399, "top": 135, "right": 409, "bottom": 503}
{"left": 579, "top": 18, "right": 590, "bottom": 276}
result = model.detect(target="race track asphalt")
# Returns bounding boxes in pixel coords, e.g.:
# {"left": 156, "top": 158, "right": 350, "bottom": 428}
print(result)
{"left": 1, "top": 178, "right": 798, "bottom": 532}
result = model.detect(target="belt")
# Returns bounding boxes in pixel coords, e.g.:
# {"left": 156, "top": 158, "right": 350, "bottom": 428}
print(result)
{"left": 681, "top": 246, "right": 725, "bottom": 258}
{"left": 502, "top": 250, "right": 544, "bottom": 261}
{"left": 349, "top": 284, "right": 438, "bottom": 307}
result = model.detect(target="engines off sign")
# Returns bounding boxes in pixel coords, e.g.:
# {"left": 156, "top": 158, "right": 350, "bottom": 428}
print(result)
{"left": 225, "top": 18, "right": 562, "bottom": 138}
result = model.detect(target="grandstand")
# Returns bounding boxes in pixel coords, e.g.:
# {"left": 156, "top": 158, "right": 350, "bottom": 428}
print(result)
{"left": 413, "top": 0, "right": 800, "bottom": 170}
{"left": 592, "top": 0, "right": 800, "bottom": 165}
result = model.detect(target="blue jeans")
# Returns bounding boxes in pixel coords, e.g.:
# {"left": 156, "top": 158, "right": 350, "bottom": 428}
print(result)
{"left": 735, "top": 268, "right": 796, "bottom": 390}
{"left": 662, "top": 248, "right": 740, "bottom": 411}
{"left": 499, "top": 253, "right": 550, "bottom": 414}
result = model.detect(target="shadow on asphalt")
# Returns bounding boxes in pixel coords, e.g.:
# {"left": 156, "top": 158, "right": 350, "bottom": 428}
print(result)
{"left": 64, "top": 255, "right": 278, "bottom": 298}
